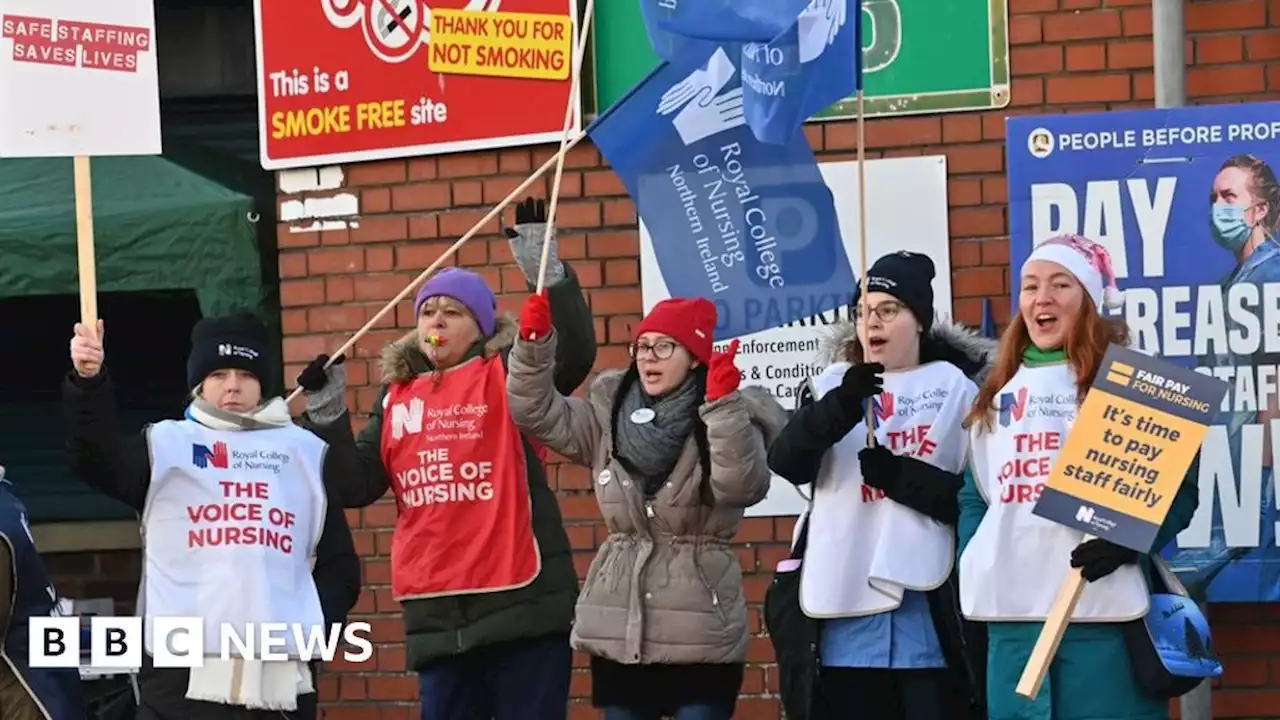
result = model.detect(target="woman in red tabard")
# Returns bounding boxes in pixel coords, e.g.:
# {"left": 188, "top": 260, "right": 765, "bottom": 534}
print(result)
{"left": 336, "top": 198, "right": 597, "bottom": 720}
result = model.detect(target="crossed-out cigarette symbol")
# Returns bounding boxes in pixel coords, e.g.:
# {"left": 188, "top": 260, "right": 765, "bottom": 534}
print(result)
{"left": 322, "top": 0, "right": 503, "bottom": 64}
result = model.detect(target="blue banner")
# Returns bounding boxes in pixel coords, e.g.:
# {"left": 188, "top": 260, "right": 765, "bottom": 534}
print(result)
{"left": 1008, "top": 101, "right": 1280, "bottom": 602}
{"left": 588, "top": 42, "right": 856, "bottom": 341}
{"left": 637, "top": 0, "right": 813, "bottom": 59}
{"left": 741, "top": 0, "right": 859, "bottom": 145}
{"left": 636, "top": 0, "right": 861, "bottom": 146}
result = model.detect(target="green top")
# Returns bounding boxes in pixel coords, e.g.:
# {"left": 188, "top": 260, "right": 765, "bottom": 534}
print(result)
{"left": 1023, "top": 345, "right": 1066, "bottom": 365}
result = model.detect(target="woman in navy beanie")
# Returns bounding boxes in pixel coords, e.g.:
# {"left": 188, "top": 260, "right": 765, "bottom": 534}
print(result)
{"left": 336, "top": 196, "right": 598, "bottom": 720}
{"left": 63, "top": 311, "right": 362, "bottom": 719}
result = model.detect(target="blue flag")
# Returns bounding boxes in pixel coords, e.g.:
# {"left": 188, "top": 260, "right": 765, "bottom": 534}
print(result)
{"left": 587, "top": 42, "right": 856, "bottom": 340}
{"left": 980, "top": 297, "right": 997, "bottom": 338}
{"left": 741, "top": 0, "right": 859, "bottom": 144}
{"left": 638, "top": 0, "right": 813, "bottom": 60}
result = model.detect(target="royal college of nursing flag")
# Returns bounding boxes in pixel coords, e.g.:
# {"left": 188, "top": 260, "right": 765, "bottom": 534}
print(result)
{"left": 587, "top": 0, "right": 862, "bottom": 340}
{"left": 638, "top": 0, "right": 860, "bottom": 145}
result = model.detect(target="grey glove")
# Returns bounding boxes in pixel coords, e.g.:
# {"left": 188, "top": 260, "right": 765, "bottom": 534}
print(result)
{"left": 297, "top": 354, "right": 348, "bottom": 425}
{"left": 504, "top": 197, "right": 565, "bottom": 285}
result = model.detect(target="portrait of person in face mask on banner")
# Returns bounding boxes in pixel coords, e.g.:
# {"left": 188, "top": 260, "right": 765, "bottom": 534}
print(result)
{"left": 1177, "top": 154, "right": 1280, "bottom": 595}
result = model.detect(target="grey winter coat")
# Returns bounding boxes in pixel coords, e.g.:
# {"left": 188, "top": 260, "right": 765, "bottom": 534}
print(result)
{"left": 506, "top": 329, "right": 789, "bottom": 666}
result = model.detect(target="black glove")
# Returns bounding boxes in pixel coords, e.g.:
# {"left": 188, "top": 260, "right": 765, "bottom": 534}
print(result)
{"left": 858, "top": 445, "right": 900, "bottom": 491}
{"left": 296, "top": 353, "right": 345, "bottom": 392}
{"left": 835, "top": 362, "right": 884, "bottom": 406}
{"left": 1070, "top": 538, "right": 1139, "bottom": 582}
{"left": 503, "top": 197, "right": 547, "bottom": 239}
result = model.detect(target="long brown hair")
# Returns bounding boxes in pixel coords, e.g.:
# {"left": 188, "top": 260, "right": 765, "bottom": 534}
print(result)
{"left": 965, "top": 299, "right": 1129, "bottom": 432}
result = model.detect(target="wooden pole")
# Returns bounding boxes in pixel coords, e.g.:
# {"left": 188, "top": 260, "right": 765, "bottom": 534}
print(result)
{"left": 284, "top": 131, "right": 589, "bottom": 404}
{"left": 856, "top": 90, "right": 875, "bottom": 446}
{"left": 74, "top": 156, "right": 98, "bottom": 331}
{"left": 534, "top": 0, "right": 596, "bottom": 298}
{"left": 1016, "top": 537, "right": 1094, "bottom": 698}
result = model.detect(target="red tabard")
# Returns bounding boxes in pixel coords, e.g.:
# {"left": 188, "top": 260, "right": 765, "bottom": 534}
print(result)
{"left": 381, "top": 355, "right": 541, "bottom": 600}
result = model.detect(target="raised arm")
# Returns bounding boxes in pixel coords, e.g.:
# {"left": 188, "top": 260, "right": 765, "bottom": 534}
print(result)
{"left": 62, "top": 322, "right": 151, "bottom": 511}
{"left": 296, "top": 355, "right": 393, "bottom": 508}
{"left": 503, "top": 198, "right": 598, "bottom": 396}
{"left": 694, "top": 342, "right": 784, "bottom": 507}
{"left": 506, "top": 316, "right": 602, "bottom": 468}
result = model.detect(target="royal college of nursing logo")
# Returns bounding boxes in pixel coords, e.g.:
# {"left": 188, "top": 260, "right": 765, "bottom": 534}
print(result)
{"left": 997, "top": 387, "right": 1029, "bottom": 427}
{"left": 192, "top": 441, "right": 229, "bottom": 469}
{"left": 872, "top": 391, "right": 895, "bottom": 423}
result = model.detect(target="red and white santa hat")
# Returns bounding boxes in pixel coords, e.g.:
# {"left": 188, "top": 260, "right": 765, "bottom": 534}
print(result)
{"left": 1021, "top": 234, "right": 1124, "bottom": 311}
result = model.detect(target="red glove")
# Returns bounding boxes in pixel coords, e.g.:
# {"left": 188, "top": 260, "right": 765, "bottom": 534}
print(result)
{"left": 705, "top": 339, "right": 742, "bottom": 401}
{"left": 519, "top": 292, "right": 551, "bottom": 341}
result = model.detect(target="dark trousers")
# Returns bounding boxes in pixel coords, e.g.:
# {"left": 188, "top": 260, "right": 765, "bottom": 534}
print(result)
{"left": 817, "top": 667, "right": 952, "bottom": 720}
{"left": 601, "top": 706, "right": 730, "bottom": 720}
{"left": 417, "top": 633, "right": 571, "bottom": 720}
{"left": 132, "top": 664, "right": 316, "bottom": 720}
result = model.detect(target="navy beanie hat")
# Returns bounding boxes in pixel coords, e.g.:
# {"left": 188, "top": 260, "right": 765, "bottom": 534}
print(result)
{"left": 186, "top": 312, "right": 271, "bottom": 390}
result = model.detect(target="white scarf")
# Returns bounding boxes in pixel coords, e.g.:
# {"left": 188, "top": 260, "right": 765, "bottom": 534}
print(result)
{"left": 180, "top": 394, "right": 315, "bottom": 711}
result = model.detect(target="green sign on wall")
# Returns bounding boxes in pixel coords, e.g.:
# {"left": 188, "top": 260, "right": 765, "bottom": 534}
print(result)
{"left": 588, "top": 0, "right": 1010, "bottom": 120}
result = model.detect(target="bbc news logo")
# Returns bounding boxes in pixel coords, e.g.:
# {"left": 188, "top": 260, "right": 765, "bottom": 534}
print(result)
{"left": 28, "top": 617, "right": 373, "bottom": 668}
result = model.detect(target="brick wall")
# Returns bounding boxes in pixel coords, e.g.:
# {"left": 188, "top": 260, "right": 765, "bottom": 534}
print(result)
{"left": 47, "top": 1, "right": 1279, "bottom": 719}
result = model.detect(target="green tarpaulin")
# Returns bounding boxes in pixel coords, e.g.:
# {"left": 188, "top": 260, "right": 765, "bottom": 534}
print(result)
{"left": 0, "top": 152, "right": 272, "bottom": 524}
{"left": 0, "top": 155, "right": 264, "bottom": 316}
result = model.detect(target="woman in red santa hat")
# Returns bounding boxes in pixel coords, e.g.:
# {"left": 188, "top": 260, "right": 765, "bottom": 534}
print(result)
{"left": 959, "top": 234, "right": 1200, "bottom": 720}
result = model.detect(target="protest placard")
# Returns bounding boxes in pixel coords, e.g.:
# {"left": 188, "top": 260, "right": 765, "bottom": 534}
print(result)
{"left": 0, "top": 0, "right": 161, "bottom": 329}
{"left": 1016, "top": 344, "right": 1228, "bottom": 698}
{"left": 1033, "top": 345, "right": 1230, "bottom": 552}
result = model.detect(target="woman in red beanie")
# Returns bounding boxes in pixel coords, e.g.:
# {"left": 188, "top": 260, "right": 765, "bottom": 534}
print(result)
{"left": 506, "top": 295, "right": 788, "bottom": 720}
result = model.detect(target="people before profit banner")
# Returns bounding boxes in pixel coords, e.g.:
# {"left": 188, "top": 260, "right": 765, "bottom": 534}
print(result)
{"left": 1007, "top": 100, "right": 1280, "bottom": 602}
{"left": 587, "top": 40, "right": 856, "bottom": 341}
{"left": 28, "top": 616, "right": 374, "bottom": 669}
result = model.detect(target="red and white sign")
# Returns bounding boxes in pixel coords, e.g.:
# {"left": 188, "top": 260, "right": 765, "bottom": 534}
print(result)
{"left": 0, "top": 0, "right": 160, "bottom": 157}
{"left": 253, "top": 0, "right": 581, "bottom": 170}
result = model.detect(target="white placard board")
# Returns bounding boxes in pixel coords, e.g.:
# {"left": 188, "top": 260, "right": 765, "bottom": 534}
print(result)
{"left": 0, "top": 0, "right": 160, "bottom": 157}
{"left": 641, "top": 155, "right": 954, "bottom": 517}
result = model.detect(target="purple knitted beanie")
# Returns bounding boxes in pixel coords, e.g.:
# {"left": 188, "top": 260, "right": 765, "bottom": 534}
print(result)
{"left": 413, "top": 267, "right": 498, "bottom": 337}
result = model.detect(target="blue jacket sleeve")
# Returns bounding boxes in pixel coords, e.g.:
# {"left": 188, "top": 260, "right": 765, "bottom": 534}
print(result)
{"left": 957, "top": 466, "right": 987, "bottom": 558}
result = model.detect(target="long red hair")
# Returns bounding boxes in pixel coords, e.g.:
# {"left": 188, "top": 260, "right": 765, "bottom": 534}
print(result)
{"left": 965, "top": 299, "right": 1130, "bottom": 432}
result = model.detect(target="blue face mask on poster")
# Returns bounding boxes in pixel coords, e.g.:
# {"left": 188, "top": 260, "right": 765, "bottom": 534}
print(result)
{"left": 1211, "top": 202, "right": 1254, "bottom": 252}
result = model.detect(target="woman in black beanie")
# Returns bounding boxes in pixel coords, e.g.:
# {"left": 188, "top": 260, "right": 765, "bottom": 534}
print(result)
{"left": 62, "top": 313, "right": 363, "bottom": 719}
{"left": 767, "top": 251, "right": 991, "bottom": 720}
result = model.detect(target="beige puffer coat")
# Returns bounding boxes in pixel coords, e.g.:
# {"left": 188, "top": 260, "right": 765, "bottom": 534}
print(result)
{"left": 506, "top": 330, "right": 788, "bottom": 666}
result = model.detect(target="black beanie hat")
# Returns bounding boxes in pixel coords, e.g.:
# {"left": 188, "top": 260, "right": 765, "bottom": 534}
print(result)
{"left": 186, "top": 312, "right": 270, "bottom": 390}
{"left": 853, "top": 250, "right": 936, "bottom": 333}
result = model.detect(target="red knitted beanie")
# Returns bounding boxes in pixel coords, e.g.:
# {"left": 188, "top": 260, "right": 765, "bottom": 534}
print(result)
{"left": 633, "top": 298, "right": 717, "bottom": 365}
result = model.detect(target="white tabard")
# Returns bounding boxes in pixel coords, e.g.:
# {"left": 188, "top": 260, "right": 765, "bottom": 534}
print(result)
{"left": 800, "top": 360, "right": 977, "bottom": 618}
{"left": 141, "top": 419, "right": 328, "bottom": 657}
{"left": 960, "top": 361, "right": 1150, "bottom": 622}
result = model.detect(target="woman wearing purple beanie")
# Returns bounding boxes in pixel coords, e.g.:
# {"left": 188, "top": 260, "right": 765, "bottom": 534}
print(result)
{"left": 338, "top": 197, "right": 596, "bottom": 720}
